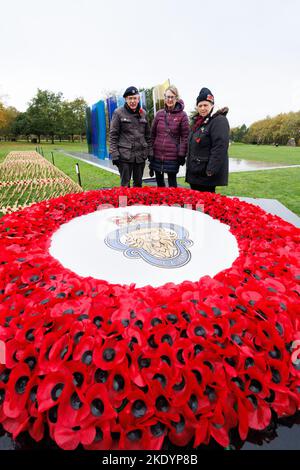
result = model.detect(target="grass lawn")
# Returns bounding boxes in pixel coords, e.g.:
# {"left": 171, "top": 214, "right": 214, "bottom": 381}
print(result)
{"left": 229, "top": 142, "right": 300, "bottom": 164}
{"left": 1, "top": 141, "right": 299, "bottom": 216}
{"left": 0, "top": 141, "right": 87, "bottom": 163}
{"left": 178, "top": 166, "right": 300, "bottom": 216}
{"left": 43, "top": 149, "right": 119, "bottom": 190}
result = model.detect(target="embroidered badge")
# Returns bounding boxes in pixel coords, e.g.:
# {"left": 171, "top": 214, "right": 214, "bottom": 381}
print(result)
{"left": 105, "top": 212, "right": 193, "bottom": 269}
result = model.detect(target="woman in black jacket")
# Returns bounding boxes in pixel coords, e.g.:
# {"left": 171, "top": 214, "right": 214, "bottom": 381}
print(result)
{"left": 185, "top": 87, "right": 229, "bottom": 193}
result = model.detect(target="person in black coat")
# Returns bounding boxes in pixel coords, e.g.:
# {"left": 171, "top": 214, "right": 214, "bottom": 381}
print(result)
{"left": 109, "top": 86, "right": 152, "bottom": 187}
{"left": 185, "top": 87, "right": 229, "bottom": 193}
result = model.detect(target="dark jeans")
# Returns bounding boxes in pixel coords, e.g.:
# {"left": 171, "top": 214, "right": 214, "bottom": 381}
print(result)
{"left": 189, "top": 184, "right": 216, "bottom": 193}
{"left": 155, "top": 171, "right": 177, "bottom": 188}
{"left": 119, "top": 161, "right": 145, "bottom": 187}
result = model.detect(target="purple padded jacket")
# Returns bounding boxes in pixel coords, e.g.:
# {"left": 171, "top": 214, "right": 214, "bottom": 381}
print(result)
{"left": 150, "top": 100, "right": 189, "bottom": 174}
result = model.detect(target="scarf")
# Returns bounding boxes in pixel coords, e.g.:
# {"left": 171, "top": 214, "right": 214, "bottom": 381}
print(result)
{"left": 124, "top": 102, "right": 141, "bottom": 115}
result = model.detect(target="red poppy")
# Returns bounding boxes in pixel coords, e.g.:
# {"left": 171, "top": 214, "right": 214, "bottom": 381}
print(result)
{"left": 0, "top": 187, "right": 299, "bottom": 450}
{"left": 94, "top": 338, "right": 127, "bottom": 371}
{"left": 37, "top": 370, "right": 73, "bottom": 413}
{"left": 53, "top": 422, "right": 96, "bottom": 450}
{"left": 3, "top": 363, "right": 33, "bottom": 418}
{"left": 85, "top": 383, "right": 116, "bottom": 423}
{"left": 82, "top": 421, "right": 113, "bottom": 450}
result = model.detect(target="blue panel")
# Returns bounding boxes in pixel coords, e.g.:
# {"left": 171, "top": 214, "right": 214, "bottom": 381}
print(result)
{"left": 140, "top": 91, "right": 147, "bottom": 111}
{"left": 116, "top": 95, "right": 125, "bottom": 108}
{"left": 96, "top": 100, "right": 108, "bottom": 159}
{"left": 91, "top": 104, "right": 99, "bottom": 156}
{"left": 85, "top": 107, "right": 93, "bottom": 154}
{"left": 106, "top": 96, "right": 117, "bottom": 124}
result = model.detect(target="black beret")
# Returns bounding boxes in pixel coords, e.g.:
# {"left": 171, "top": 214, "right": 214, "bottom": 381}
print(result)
{"left": 123, "top": 86, "right": 139, "bottom": 98}
{"left": 196, "top": 87, "right": 214, "bottom": 105}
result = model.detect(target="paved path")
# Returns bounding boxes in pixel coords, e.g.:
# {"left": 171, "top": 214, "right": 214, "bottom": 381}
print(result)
{"left": 57, "top": 149, "right": 300, "bottom": 178}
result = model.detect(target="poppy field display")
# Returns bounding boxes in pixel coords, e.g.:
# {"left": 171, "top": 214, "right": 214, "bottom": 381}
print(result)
{"left": 0, "top": 151, "right": 82, "bottom": 216}
{"left": 0, "top": 187, "right": 299, "bottom": 450}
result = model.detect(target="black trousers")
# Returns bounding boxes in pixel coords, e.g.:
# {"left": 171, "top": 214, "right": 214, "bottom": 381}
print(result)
{"left": 119, "top": 161, "right": 145, "bottom": 187}
{"left": 189, "top": 184, "right": 216, "bottom": 193}
{"left": 155, "top": 171, "right": 177, "bottom": 188}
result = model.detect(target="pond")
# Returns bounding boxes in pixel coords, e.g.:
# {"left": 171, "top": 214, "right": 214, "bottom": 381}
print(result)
{"left": 175, "top": 159, "right": 293, "bottom": 178}
{"left": 228, "top": 158, "right": 292, "bottom": 173}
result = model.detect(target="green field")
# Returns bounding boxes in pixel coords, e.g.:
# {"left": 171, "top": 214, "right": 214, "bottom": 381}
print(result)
{"left": 0, "top": 141, "right": 299, "bottom": 216}
{"left": 0, "top": 142, "right": 87, "bottom": 163}
{"left": 229, "top": 142, "right": 300, "bottom": 164}
{"left": 179, "top": 167, "right": 300, "bottom": 216}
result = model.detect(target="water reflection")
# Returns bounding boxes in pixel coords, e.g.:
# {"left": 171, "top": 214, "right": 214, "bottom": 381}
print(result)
{"left": 229, "top": 158, "right": 290, "bottom": 173}
{"left": 174, "top": 159, "right": 291, "bottom": 178}
{"left": 67, "top": 152, "right": 297, "bottom": 179}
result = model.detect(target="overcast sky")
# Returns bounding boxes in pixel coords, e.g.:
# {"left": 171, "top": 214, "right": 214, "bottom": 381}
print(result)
{"left": 0, "top": 0, "right": 299, "bottom": 127}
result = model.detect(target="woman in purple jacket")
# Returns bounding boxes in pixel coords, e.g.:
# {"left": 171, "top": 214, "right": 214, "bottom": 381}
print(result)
{"left": 150, "top": 85, "right": 189, "bottom": 187}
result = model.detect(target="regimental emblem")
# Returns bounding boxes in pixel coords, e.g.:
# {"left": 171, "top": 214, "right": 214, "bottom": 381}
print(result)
{"left": 105, "top": 212, "right": 193, "bottom": 269}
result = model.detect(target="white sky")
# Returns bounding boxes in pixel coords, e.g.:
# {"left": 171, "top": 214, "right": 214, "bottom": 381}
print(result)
{"left": 0, "top": 0, "right": 299, "bottom": 127}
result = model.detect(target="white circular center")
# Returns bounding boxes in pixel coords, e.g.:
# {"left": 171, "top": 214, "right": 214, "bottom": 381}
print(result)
{"left": 49, "top": 205, "right": 239, "bottom": 288}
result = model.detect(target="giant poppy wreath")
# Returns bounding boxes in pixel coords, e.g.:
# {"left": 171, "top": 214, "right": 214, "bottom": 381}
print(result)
{"left": 0, "top": 187, "right": 300, "bottom": 450}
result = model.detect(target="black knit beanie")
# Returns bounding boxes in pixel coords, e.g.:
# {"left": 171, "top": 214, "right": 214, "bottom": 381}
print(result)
{"left": 196, "top": 87, "right": 214, "bottom": 105}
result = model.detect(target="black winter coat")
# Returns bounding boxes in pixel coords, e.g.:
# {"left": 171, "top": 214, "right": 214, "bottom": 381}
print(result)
{"left": 185, "top": 108, "right": 229, "bottom": 187}
{"left": 109, "top": 106, "right": 152, "bottom": 164}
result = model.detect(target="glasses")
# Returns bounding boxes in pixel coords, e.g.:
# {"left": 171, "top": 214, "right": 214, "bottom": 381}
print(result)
{"left": 164, "top": 95, "right": 176, "bottom": 100}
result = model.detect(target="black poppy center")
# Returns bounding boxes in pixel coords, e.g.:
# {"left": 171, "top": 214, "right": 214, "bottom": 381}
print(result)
{"left": 15, "top": 376, "right": 29, "bottom": 394}
{"left": 138, "top": 356, "right": 151, "bottom": 369}
{"left": 232, "top": 377, "right": 245, "bottom": 391}
{"left": 161, "top": 334, "right": 173, "bottom": 346}
{"left": 25, "top": 328, "right": 35, "bottom": 341}
{"left": 151, "top": 317, "right": 162, "bottom": 327}
{"left": 95, "top": 427, "right": 103, "bottom": 442}
{"left": 194, "top": 326, "right": 206, "bottom": 337}
{"left": 171, "top": 415, "right": 185, "bottom": 434}
{"left": 213, "top": 324, "right": 223, "bottom": 337}
{"left": 74, "top": 331, "right": 84, "bottom": 344}
{"left": 25, "top": 356, "right": 37, "bottom": 370}
{"left": 153, "top": 374, "right": 167, "bottom": 388}
{"left": 91, "top": 399, "right": 104, "bottom": 417}
{"left": 103, "top": 348, "right": 116, "bottom": 362}
{"left": 173, "top": 376, "right": 185, "bottom": 392}
{"left": 93, "top": 316, "right": 103, "bottom": 328}
{"left": 113, "top": 374, "right": 125, "bottom": 391}
{"left": 127, "top": 429, "right": 142, "bottom": 441}
{"left": 0, "top": 389, "right": 5, "bottom": 404}
{"left": 150, "top": 422, "right": 166, "bottom": 437}
{"left": 73, "top": 372, "right": 84, "bottom": 387}
{"left": 155, "top": 395, "right": 169, "bottom": 412}
{"left": 132, "top": 399, "right": 147, "bottom": 418}
{"left": 188, "top": 394, "right": 198, "bottom": 413}
{"left": 70, "top": 392, "right": 83, "bottom": 410}
{"left": 82, "top": 350, "right": 93, "bottom": 365}
{"left": 249, "top": 379, "right": 262, "bottom": 393}
{"left": 95, "top": 369, "right": 108, "bottom": 383}
{"left": 176, "top": 349, "right": 185, "bottom": 365}
{"left": 51, "top": 383, "right": 64, "bottom": 401}
{"left": 48, "top": 405, "right": 58, "bottom": 423}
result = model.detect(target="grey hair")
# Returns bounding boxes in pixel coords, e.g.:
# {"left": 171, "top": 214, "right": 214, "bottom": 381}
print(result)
{"left": 165, "top": 85, "right": 179, "bottom": 98}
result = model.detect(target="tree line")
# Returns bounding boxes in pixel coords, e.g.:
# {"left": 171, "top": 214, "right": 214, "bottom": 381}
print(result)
{"left": 230, "top": 110, "right": 300, "bottom": 145}
{"left": 1, "top": 88, "right": 299, "bottom": 146}
{"left": 0, "top": 90, "right": 87, "bottom": 143}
